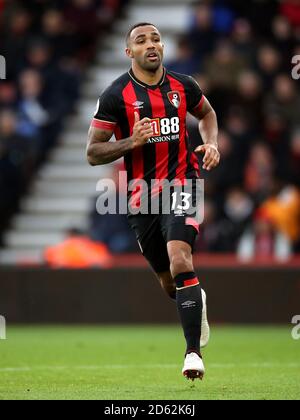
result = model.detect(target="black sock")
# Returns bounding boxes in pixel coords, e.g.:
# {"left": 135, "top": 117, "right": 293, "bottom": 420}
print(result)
{"left": 174, "top": 272, "right": 203, "bottom": 355}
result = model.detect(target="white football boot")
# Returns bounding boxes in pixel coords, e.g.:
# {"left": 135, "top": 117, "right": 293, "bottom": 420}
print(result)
{"left": 200, "top": 289, "right": 210, "bottom": 349}
{"left": 182, "top": 352, "right": 205, "bottom": 381}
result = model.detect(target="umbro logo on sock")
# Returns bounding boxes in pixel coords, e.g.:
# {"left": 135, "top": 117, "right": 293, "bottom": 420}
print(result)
{"left": 182, "top": 301, "right": 196, "bottom": 309}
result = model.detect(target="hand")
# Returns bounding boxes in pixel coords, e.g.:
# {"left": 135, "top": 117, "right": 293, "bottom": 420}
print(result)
{"left": 195, "top": 144, "right": 220, "bottom": 171}
{"left": 132, "top": 112, "right": 153, "bottom": 148}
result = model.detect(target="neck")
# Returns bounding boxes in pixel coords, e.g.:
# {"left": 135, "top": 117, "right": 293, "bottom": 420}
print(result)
{"left": 131, "top": 62, "right": 164, "bottom": 86}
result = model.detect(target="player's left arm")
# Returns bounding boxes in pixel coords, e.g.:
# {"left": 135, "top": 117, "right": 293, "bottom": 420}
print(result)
{"left": 190, "top": 97, "right": 220, "bottom": 171}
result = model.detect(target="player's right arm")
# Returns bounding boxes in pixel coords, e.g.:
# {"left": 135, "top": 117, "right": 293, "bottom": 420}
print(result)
{"left": 87, "top": 112, "right": 153, "bottom": 166}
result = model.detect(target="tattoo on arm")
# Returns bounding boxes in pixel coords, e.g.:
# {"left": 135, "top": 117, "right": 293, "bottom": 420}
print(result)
{"left": 86, "top": 127, "right": 134, "bottom": 166}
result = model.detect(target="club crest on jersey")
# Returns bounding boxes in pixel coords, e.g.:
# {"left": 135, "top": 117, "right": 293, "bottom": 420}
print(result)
{"left": 168, "top": 91, "right": 181, "bottom": 109}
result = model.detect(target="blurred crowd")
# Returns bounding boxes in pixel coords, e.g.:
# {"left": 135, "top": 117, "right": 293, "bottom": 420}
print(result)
{"left": 167, "top": 0, "right": 300, "bottom": 258}
{"left": 0, "top": 0, "right": 122, "bottom": 235}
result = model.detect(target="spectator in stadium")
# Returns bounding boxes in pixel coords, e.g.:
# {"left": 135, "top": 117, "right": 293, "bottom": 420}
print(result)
{"left": 24, "top": 39, "right": 80, "bottom": 112}
{"left": 44, "top": 228, "right": 113, "bottom": 269}
{"left": 271, "top": 15, "right": 295, "bottom": 63}
{"left": 195, "top": 200, "right": 224, "bottom": 253}
{"left": 89, "top": 165, "right": 139, "bottom": 254}
{"left": 0, "top": 0, "right": 4, "bottom": 17}
{"left": 0, "top": 109, "right": 34, "bottom": 179}
{"left": 17, "top": 70, "right": 46, "bottom": 124}
{"left": 244, "top": 143, "right": 275, "bottom": 203}
{"left": 212, "top": 0, "right": 235, "bottom": 35}
{"left": 280, "top": 0, "right": 300, "bottom": 28}
{"left": 17, "top": 66, "right": 70, "bottom": 157}
{"left": 259, "top": 182, "right": 300, "bottom": 252}
{"left": 204, "top": 40, "right": 247, "bottom": 91}
{"left": 222, "top": 187, "right": 254, "bottom": 251}
{"left": 0, "top": 109, "right": 31, "bottom": 231}
{"left": 265, "top": 74, "right": 300, "bottom": 127}
{"left": 263, "top": 111, "right": 289, "bottom": 168}
{"left": 224, "top": 108, "right": 253, "bottom": 170}
{"left": 0, "top": 82, "right": 17, "bottom": 110}
{"left": 232, "top": 71, "right": 264, "bottom": 128}
{"left": 41, "top": 8, "right": 77, "bottom": 61}
{"left": 64, "top": 0, "right": 102, "bottom": 64}
{"left": 166, "top": 36, "right": 200, "bottom": 75}
{"left": 198, "top": 130, "right": 241, "bottom": 195}
{"left": 1, "top": 8, "right": 32, "bottom": 79}
{"left": 188, "top": 2, "right": 217, "bottom": 60}
{"left": 230, "top": 18, "right": 256, "bottom": 66}
{"left": 255, "top": 45, "right": 282, "bottom": 90}
{"left": 17, "top": 69, "right": 50, "bottom": 154}
{"left": 289, "top": 129, "right": 300, "bottom": 186}
{"left": 238, "top": 208, "right": 292, "bottom": 261}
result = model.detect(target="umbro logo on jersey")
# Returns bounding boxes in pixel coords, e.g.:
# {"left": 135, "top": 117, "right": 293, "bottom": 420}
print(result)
{"left": 133, "top": 101, "right": 144, "bottom": 109}
{"left": 168, "top": 91, "right": 181, "bottom": 109}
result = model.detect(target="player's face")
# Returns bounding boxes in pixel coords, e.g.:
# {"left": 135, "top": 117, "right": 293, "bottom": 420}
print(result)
{"left": 126, "top": 26, "right": 164, "bottom": 72}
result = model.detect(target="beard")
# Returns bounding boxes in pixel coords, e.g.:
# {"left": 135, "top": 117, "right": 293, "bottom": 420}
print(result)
{"left": 137, "top": 54, "right": 163, "bottom": 73}
{"left": 143, "top": 60, "right": 161, "bottom": 72}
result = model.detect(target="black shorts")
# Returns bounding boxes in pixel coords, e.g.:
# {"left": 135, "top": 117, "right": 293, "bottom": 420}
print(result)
{"left": 127, "top": 181, "right": 201, "bottom": 273}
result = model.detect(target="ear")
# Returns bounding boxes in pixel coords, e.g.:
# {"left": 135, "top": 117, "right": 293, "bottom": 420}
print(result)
{"left": 125, "top": 48, "right": 134, "bottom": 59}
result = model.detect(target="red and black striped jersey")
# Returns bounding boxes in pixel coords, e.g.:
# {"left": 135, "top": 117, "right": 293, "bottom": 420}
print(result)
{"left": 91, "top": 68, "right": 204, "bottom": 193}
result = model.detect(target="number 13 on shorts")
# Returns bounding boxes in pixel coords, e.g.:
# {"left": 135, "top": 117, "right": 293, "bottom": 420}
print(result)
{"left": 172, "top": 192, "right": 192, "bottom": 211}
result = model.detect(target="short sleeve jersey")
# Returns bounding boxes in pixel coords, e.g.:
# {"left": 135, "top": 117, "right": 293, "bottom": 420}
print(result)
{"left": 91, "top": 68, "right": 205, "bottom": 196}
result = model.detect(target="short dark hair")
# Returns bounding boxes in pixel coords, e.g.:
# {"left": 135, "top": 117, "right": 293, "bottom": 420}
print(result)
{"left": 126, "top": 22, "right": 159, "bottom": 45}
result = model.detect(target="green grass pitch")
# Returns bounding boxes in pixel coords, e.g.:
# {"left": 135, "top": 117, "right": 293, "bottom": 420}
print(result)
{"left": 0, "top": 325, "right": 299, "bottom": 400}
